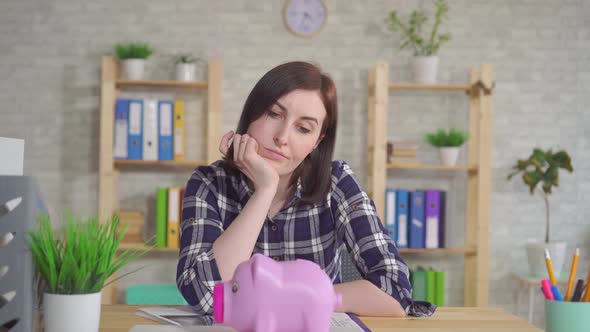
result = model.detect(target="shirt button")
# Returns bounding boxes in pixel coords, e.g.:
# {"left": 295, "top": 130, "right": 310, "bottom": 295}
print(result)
{"left": 273, "top": 256, "right": 280, "bottom": 261}
{"left": 271, "top": 225, "right": 278, "bottom": 231}
{"left": 352, "top": 205, "right": 359, "bottom": 211}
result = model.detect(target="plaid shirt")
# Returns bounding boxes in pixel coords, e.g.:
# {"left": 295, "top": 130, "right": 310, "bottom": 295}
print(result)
{"left": 177, "top": 160, "right": 435, "bottom": 317}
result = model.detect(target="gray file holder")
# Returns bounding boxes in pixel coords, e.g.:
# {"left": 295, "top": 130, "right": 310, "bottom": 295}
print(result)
{"left": 0, "top": 176, "right": 37, "bottom": 332}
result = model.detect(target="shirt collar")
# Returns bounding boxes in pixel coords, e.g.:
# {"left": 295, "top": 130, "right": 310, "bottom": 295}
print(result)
{"left": 236, "top": 173, "right": 303, "bottom": 207}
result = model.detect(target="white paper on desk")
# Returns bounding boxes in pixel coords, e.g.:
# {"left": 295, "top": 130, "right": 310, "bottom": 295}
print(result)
{"left": 133, "top": 308, "right": 365, "bottom": 332}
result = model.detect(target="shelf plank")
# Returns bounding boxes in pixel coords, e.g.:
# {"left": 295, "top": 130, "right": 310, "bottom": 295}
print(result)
{"left": 117, "top": 243, "right": 178, "bottom": 253}
{"left": 386, "top": 161, "right": 477, "bottom": 172}
{"left": 114, "top": 159, "right": 207, "bottom": 170}
{"left": 116, "top": 79, "right": 208, "bottom": 89}
{"left": 398, "top": 247, "right": 475, "bottom": 255}
{"left": 389, "top": 83, "right": 471, "bottom": 91}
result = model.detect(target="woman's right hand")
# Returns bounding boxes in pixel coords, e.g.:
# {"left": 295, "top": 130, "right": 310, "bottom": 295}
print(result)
{"left": 219, "top": 131, "right": 279, "bottom": 194}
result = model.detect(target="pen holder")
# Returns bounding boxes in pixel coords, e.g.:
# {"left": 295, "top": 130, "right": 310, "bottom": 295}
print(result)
{"left": 545, "top": 300, "right": 590, "bottom": 332}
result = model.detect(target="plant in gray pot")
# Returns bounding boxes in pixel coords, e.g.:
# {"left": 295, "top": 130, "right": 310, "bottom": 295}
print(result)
{"left": 507, "top": 148, "right": 573, "bottom": 278}
{"left": 115, "top": 42, "right": 154, "bottom": 80}
{"left": 27, "top": 213, "right": 150, "bottom": 332}
{"left": 385, "top": 0, "right": 451, "bottom": 83}
{"left": 174, "top": 53, "right": 205, "bottom": 82}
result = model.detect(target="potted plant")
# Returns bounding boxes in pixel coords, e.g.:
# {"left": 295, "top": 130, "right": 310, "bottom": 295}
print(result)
{"left": 425, "top": 128, "right": 468, "bottom": 166}
{"left": 174, "top": 53, "right": 205, "bottom": 82}
{"left": 27, "top": 213, "right": 150, "bottom": 332}
{"left": 385, "top": 0, "right": 451, "bottom": 83}
{"left": 507, "top": 148, "right": 574, "bottom": 278}
{"left": 115, "top": 42, "right": 154, "bottom": 80}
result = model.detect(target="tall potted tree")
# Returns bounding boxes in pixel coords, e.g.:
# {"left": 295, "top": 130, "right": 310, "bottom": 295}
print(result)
{"left": 28, "top": 213, "right": 150, "bottom": 332}
{"left": 115, "top": 42, "right": 154, "bottom": 80}
{"left": 385, "top": 0, "right": 451, "bottom": 83}
{"left": 507, "top": 148, "right": 574, "bottom": 278}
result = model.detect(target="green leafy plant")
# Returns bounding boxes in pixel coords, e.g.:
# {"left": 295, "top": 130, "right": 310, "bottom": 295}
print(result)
{"left": 115, "top": 42, "right": 154, "bottom": 60}
{"left": 425, "top": 128, "right": 468, "bottom": 147}
{"left": 507, "top": 148, "right": 574, "bottom": 243}
{"left": 174, "top": 53, "right": 205, "bottom": 65}
{"left": 27, "top": 213, "right": 151, "bottom": 294}
{"left": 385, "top": 0, "right": 451, "bottom": 56}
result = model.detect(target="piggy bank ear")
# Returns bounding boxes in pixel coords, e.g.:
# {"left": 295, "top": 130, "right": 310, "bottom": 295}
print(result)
{"left": 249, "top": 253, "right": 266, "bottom": 286}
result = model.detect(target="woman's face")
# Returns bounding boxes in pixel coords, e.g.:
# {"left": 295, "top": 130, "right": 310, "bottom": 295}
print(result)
{"left": 247, "top": 89, "right": 326, "bottom": 179}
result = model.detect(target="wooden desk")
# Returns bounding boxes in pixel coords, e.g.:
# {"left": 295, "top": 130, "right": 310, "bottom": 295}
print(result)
{"left": 99, "top": 305, "right": 542, "bottom": 332}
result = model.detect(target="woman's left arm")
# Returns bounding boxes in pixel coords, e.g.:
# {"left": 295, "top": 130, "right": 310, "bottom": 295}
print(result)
{"left": 334, "top": 280, "right": 405, "bottom": 316}
{"left": 331, "top": 161, "right": 435, "bottom": 317}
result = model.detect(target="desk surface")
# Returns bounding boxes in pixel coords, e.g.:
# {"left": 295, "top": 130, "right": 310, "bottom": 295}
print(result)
{"left": 99, "top": 305, "right": 542, "bottom": 332}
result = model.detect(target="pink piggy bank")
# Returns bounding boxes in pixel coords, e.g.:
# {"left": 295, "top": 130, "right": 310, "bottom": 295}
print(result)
{"left": 213, "top": 253, "right": 342, "bottom": 332}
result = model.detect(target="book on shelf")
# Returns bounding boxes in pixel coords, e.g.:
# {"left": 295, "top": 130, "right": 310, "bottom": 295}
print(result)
{"left": 410, "top": 268, "right": 445, "bottom": 307}
{"left": 113, "top": 98, "right": 186, "bottom": 162}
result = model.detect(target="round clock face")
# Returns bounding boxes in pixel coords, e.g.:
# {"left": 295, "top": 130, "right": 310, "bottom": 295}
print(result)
{"left": 284, "top": 0, "right": 327, "bottom": 37}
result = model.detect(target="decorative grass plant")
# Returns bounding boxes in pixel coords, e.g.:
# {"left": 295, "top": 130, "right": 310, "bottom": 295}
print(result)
{"left": 425, "top": 128, "right": 468, "bottom": 147}
{"left": 27, "top": 213, "right": 150, "bottom": 294}
{"left": 115, "top": 42, "right": 154, "bottom": 60}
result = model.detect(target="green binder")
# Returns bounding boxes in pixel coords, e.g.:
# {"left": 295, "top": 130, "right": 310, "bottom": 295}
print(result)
{"left": 426, "top": 270, "right": 436, "bottom": 303}
{"left": 156, "top": 187, "right": 168, "bottom": 248}
{"left": 410, "top": 269, "right": 428, "bottom": 301}
{"left": 434, "top": 271, "right": 445, "bottom": 306}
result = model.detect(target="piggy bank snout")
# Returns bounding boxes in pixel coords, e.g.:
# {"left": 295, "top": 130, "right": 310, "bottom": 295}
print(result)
{"left": 213, "top": 283, "right": 224, "bottom": 324}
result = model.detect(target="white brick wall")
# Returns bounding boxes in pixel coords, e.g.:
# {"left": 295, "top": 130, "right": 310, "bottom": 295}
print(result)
{"left": 1, "top": 0, "right": 589, "bottom": 327}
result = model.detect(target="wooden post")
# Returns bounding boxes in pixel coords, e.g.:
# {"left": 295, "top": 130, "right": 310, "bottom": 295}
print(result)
{"left": 207, "top": 59, "right": 223, "bottom": 164}
{"left": 464, "top": 65, "right": 493, "bottom": 306}
{"left": 367, "top": 61, "right": 389, "bottom": 219}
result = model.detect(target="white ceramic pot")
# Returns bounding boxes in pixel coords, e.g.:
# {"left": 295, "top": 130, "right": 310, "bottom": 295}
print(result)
{"left": 526, "top": 241, "right": 567, "bottom": 279}
{"left": 439, "top": 147, "right": 459, "bottom": 166}
{"left": 175, "top": 63, "right": 196, "bottom": 81}
{"left": 44, "top": 292, "right": 102, "bottom": 332}
{"left": 412, "top": 56, "right": 439, "bottom": 84}
{"left": 122, "top": 59, "right": 145, "bottom": 80}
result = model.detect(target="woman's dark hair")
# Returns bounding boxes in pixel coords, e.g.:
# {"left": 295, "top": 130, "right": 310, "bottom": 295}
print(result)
{"left": 225, "top": 61, "right": 338, "bottom": 204}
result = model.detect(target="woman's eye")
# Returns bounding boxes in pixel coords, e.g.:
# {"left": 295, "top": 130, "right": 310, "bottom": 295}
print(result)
{"left": 298, "top": 126, "right": 311, "bottom": 134}
{"left": 267, "top": 110, "right": 281, "bottom": 118}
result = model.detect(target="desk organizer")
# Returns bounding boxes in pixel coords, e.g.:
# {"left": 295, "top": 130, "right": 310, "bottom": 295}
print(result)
{"left": 545, "top": 299, "right": 590, "bottom": 332}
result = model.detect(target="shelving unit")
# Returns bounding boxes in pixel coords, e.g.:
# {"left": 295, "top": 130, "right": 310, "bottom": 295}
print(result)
{"left": 367, "top": 61, "right": 494, "bottom": 307}
{"left": 98, "top": 55, "right": 223, "bottom": 304}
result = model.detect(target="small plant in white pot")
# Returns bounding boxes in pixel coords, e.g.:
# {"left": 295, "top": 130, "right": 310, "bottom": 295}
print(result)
{"left": 115, "top": 42, "right": 154, "bottom": 80}
{"left": 507, "top": 148, "right": 574, "bottom": 278}
{"left": 174, "top": 53, "right": 205, "bottom": 82}
{"left": 27, "top": 213, "right": 150, "bottom": 332}
{"left": 385, "top": 0, "right": 451, "bottom": 83}
{"left": 425, "top": 128, "right": 468, "bottom": 166}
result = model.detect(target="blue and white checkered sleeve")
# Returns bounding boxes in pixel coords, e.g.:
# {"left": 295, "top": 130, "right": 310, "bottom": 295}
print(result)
{"left": 332, "top": 161, "right": 436, "bottom": 317}
{"left": 176, "top": 168, "right": 224, "bottom": 314}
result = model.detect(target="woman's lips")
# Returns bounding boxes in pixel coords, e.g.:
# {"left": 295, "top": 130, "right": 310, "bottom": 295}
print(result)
{"left": 264, "top": 148, "right": 287, "bottom": 161}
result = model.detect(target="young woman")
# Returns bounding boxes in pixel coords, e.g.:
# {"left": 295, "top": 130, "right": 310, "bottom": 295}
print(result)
{"left": 176, "top": 61, "right": 434, "bottom": 317}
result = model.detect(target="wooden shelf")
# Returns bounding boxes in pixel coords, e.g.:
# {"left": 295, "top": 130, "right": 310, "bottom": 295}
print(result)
{"left": 398, "top": 247, "right": 476, "bottom": 255}
{"left": 116, "top": 79, "right": 208, "bottom": 89}
{"left": 117, "top": 243, "right": 178, "bottom": 253}
{"left": 386, "top": 161, "right": 477, "bottom": 173}
{"left": 389, "top": 83, "right": 471, "bottom": 92}
{"left": 114, "top": 159, "right": 206, "bottom": 170}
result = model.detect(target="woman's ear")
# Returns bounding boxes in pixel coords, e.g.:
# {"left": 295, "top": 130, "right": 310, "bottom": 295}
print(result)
{"left": 314, "top": 135, "right": 325, "bottom": 150}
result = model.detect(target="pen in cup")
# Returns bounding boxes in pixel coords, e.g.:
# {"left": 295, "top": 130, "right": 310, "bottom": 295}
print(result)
{"left": 565, "top": 248, "right": 579, "bottom": 301}
{"left": 545, "top": 249, "right": 557, "bottom": 286}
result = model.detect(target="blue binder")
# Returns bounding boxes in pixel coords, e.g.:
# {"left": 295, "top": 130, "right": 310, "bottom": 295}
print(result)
{"left": 127, "top": 99, "right": 143, "bottom": 160}
{"left": 158, "top": 100, "right": 174, "bottom": 161}
{"left": 114, "top": 99, "right": 129, "bottom": 159}
{"left": 409, "top": 190, "right": 425, "bottom": 249}
{"left": 395, "top": 189, "right": 409, "bottom": 248}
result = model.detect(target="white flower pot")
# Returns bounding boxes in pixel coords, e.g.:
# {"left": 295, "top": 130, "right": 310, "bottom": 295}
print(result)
{"left": 175, "top": 63, "right": 196, "bottom": 81}
{"left": 121, "top": 59, "right": 146, "bottom": 80}
{"left": 44, "top": 292, "right": 102, "bottom": 332}
{"left": 412, "top": 56, "right": 439, "bottom": 84}
{"left": 439, "top": 147, "right": 459, "bottom": 166}
{"left": 526, "top": 241, "right": 567, "bottom": 279}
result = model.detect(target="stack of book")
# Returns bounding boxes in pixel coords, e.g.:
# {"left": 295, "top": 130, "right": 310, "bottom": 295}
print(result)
{"left": 384, "top": 189, "right": 446, "bottom": 249}
{"left": 114, "top": 98, "right": 186, "bottom": 161}
{"left": 387, "top": 141, "right": 418, "bottom": 163}
{"left": 410, "top": 268, "right": 445, "bottom": 306}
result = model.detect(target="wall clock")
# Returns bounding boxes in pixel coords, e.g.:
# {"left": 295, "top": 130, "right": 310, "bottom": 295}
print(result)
{"left": 283, "top": 0, "right": 327, "bottom": 37}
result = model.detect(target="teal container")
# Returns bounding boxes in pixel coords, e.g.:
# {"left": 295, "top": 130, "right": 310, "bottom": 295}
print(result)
{"left": 545, "top": 300, "right": 590, "bottom": 332}
{"left": 125, "top": 284, "right": 188, "bottom": 305}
